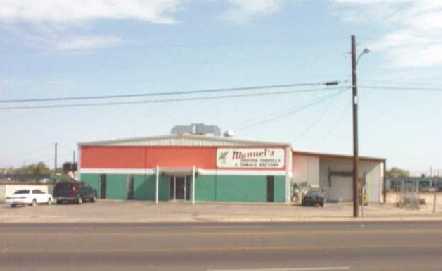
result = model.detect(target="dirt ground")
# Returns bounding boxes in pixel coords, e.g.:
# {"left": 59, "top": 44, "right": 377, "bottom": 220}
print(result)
{"left": 1, "top": 200, "right": 442, "bottom": 223}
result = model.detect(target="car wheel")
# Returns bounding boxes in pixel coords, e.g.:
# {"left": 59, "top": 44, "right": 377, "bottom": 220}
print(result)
{"left": 77, "top": 197, "right": 83, "bottom": 204}
{"left": 31, "top": 199, "right": 37, "bottom": 207}
{"left": 10, "top": 204, "right": 16, "bottom": 208}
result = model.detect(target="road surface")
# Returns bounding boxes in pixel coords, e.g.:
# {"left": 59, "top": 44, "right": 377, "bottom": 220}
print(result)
{"left": 1, "top": 222, "right": 441, "bottom": 270}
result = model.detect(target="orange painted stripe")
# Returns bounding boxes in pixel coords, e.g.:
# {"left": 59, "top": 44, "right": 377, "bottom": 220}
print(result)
{"left": 80, "top": 146, "right": 217, "bottom": 169}
{"left": 80, "top": 146, "right": 286, "bottom": 171}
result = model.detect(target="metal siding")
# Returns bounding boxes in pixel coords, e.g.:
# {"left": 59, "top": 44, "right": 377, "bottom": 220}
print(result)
{"left": 134, "top": 175, "right": 155, "bottom": 200}
{"left": 106, "top": 174, "right": 128, "bottom": 200}
{"left": 274, "top": 176, "right": 286, "bottom": 202}
{"left": 81, "top": 173, "right": 285, "bottom": 203}
{"left": 82, "top": 135, "right": 289, "bottom": 147}
{"left": 215, "top": 175, "right": 267, "bottom": 202}
{"left": 159, "top": 175, "right": 170, "bottom": 201}
{"left": 319, "top": 158, "right": 383, "bottom": 203}
{"left": 80, "top": 146, "right": 217, "bottom": 170}
{"left": 195, "top": 175, "right": 217, "bottom": 201}
{"left": 293, "top": 154, "right": 320, "bottom": 186}
{"left": 81, "top": 174, "right": 100, "bottom": 196}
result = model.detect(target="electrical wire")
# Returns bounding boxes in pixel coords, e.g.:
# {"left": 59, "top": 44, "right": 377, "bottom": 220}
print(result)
{"left": 360, "top": 85, "right": 442, "bottom": 92}
{"left": 293, "top": 89, "right": 345, "bottom": 139}
{"left": 0, "top": 81, "right": 342, "bottom": 104}
{"left": 0, "top": 86, "right": 347, "bottom": 111}
{"left": 237, "top": 88, "right": 349, "bottom": 130}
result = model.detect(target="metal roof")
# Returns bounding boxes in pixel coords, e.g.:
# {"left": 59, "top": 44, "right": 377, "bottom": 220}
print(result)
{"left": 293, "top": 150, "right": 385, "bottom": 162}
{"left": 78, "top": 134, "right": 291, "bottom": 147}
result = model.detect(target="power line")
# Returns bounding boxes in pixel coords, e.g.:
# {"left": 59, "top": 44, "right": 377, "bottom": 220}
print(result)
{"left": 237, "top": 88, "right": 349, "bottom": 130}
{"left": 0, "top": 81, "right": 342, "bottom": 104}
{"left": 360, "top": 85, "right": 442, "bottom": 92}
{"left": 293, "top": 89, "right": 346, "bottom": 139}
{"left": 0, "top": 87, "right": 347, "bottom": 111}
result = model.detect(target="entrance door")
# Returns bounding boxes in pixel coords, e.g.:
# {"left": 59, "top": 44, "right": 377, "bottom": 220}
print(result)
{"left": 127, "top": 175, "right": 135, "bottom": 200}
{"left": 169, "top": 176, "right": 190, "bottom": 200}
{"left": 99, "top": 174, "right": 107, "bottom": 199}
{"left": 267, "top": 176, "right": 274, "bottom": 202}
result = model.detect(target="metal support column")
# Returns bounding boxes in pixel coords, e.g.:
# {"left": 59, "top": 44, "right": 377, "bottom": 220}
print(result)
{"left": 184, "top": 176, "right": 187, "bottom": 201}
{"left": 173, "top": 176, "right": 176, "bottom": 201}
{"left": 192, "top": 166, "right": 196, "bottom": 205}
{"left": 155, "top": 165, "right": 159, "bottom": 205}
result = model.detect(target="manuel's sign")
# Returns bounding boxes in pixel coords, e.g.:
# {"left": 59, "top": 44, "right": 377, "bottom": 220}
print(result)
{"left": 217, "top": 148, "right": 285, "bottom": 169}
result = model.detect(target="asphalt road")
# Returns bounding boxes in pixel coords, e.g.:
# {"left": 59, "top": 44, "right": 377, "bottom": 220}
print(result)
{"left": 1, "top": 222, "right": 442, "bottom": 271}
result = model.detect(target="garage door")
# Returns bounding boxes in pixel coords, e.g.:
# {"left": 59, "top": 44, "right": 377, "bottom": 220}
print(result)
{"left": 327, "top": 176, "right": 353, "bottom": 202}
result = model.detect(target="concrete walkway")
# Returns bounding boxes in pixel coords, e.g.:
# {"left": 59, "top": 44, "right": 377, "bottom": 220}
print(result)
{"left": 2, "top": 200, "right": 442, "bottom": 223}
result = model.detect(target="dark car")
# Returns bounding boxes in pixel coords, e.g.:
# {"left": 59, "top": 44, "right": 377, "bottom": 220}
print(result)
{"left": 53, "top": 181, "right": 97, "bottom": 204}
{"left": 302, "top": 190, "right": 325, "bottom": 207}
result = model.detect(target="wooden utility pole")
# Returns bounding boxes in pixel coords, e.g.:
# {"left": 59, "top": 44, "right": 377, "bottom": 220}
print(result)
{"left": 54, "top": 142, "right": 58, "bottom": 174}
{"left": 351, "top": 35, "right": 360, "bottom": 217}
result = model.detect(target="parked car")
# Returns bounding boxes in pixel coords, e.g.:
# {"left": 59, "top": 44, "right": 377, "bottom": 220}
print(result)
{"left": 6, "top": 189, "right": 53, "bottom": 207}
{"left": 53, "top": 181, "right": 97, "bottom": 204}
{"left": 302, "top": 190, "right": 325, "bottom": 207}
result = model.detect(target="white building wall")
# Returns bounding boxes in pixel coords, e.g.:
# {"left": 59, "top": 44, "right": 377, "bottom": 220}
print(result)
{"left": 319, "top": 159, "right": 383, "bottom": 203}
{"left": 292, "top": 154, "right": 320, "bottom": 187}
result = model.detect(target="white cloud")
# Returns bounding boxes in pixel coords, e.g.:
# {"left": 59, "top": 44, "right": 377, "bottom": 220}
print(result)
{"left": 224, "top": 0, "right": 283, "bottom": 23}
{"left": 0, "top": 0, "right": 180, "bottom": 51}
{"left": 331, "top": 0, "right": 442, "bottom": 67}
{"left": 54, "top": 35, "right": 122, "bottom": 51}
{"left": 0, "top": 0, "right": 180, "bottom": 24}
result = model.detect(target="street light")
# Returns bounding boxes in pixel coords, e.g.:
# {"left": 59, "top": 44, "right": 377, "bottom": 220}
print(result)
{"left": 356, "top": 47, "right": 369, "bottom": 218}
{"left": 357, "top": 48, "right": 371, "bottom": 66}
{"left": 351, "top": 35, "right": 371, "bottom": 218}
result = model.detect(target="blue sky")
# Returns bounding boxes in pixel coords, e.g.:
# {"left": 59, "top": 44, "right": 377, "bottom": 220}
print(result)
{"left": 0, "top": 0, "right": 441, "bottom": 174}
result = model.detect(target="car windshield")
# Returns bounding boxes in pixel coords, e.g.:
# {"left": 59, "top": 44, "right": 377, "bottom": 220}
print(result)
{"left": 54, "top": 183, "right": 74, "bottom": 192}
{"left": 13, "top": 190, "right": 30, "bottom": 194}
{"left": 307, "top": 191, "right": 321, "bottom": 197}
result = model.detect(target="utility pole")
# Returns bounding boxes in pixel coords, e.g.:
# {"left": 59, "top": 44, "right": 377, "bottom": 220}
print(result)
{"left": 54, "top": 142, "right": 58, "bottom": 174}
{"left": 351, "top": 35, "right": 360, "bottom": 217}
{"left": 73, "top": 150, "right": 76, "bottom": 164}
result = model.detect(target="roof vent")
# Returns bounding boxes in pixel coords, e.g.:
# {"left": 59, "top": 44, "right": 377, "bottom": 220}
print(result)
{"left": 171, "top": 123, "right": 221, "bottom": 136}
{"left": 223, "top": 130, "right": 235, "bottom": 137}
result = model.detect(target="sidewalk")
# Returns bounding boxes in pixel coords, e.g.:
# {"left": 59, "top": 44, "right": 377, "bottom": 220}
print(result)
{"left": 2, "top": 200, "right": 442, "bottom": 223}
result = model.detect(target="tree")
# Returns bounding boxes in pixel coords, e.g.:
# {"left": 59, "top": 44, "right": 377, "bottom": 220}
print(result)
{"left": 386, "top": 167, "right": 410, "bottom": 178}
{"left": 14, "top": 162, "right": 51, "bottom": 177}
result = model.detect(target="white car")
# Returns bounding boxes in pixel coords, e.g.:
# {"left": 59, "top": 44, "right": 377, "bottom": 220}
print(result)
{"left": 6, "top": 189, "right": 54, "bottom": 207}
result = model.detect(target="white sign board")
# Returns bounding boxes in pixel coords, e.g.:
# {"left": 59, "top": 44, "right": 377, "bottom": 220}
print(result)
{"left": 217, "top": 148, "right": 285, "bottom": 169}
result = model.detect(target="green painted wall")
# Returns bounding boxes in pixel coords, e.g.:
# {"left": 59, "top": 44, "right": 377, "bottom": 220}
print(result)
{"left": 81, "top": 174, "right": 100, "bottom": 196}
{"left": 81, "top": 173, "right": 170, "bottom": 201}
{"left": 195, "top": 175, "right": 217, "bottom": 201}
{"left": 80, "top": 173, "right": 286, "bottom": 203}
{"left": 274, "top": 175, "right": 286, "bottom": 202}
{"left": 159, "top": 175, "right": 170, "bottom": 201}
{"left": 105, "top": 174, "right": 127, "bottom": 200}
{"left": 195, "top": 174, "right": 286, "bottom": 203}
{"left": 134, "top": 175, "right": 154, "bottom": 200}
{"left": 216, "top": 175, "right": 266, "bottom": 202}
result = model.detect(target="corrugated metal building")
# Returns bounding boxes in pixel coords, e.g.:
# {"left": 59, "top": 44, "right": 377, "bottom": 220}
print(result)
{"left": 78, "top": 134, "right": 385, "bottom": 203}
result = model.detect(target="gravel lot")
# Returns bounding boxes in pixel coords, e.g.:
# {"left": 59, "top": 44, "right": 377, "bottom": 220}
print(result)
{"left": 1, "top": 200, "right": 442, "bottom": 223}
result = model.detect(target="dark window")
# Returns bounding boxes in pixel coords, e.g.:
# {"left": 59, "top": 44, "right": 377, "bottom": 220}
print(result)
{"left": 266, "top": 176, "right": 275, "bottom": 202}
{"left": 14, "top": 190, "right": 30, "bottom": 194}
{"left": 127, "top": 175, "right": 135, "bottom": 200}
{"left": 32, "top": 190, "right": 44, "bottom": 194}
{"left": 100, "top": 174, "right": 107, "bottom": 199}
